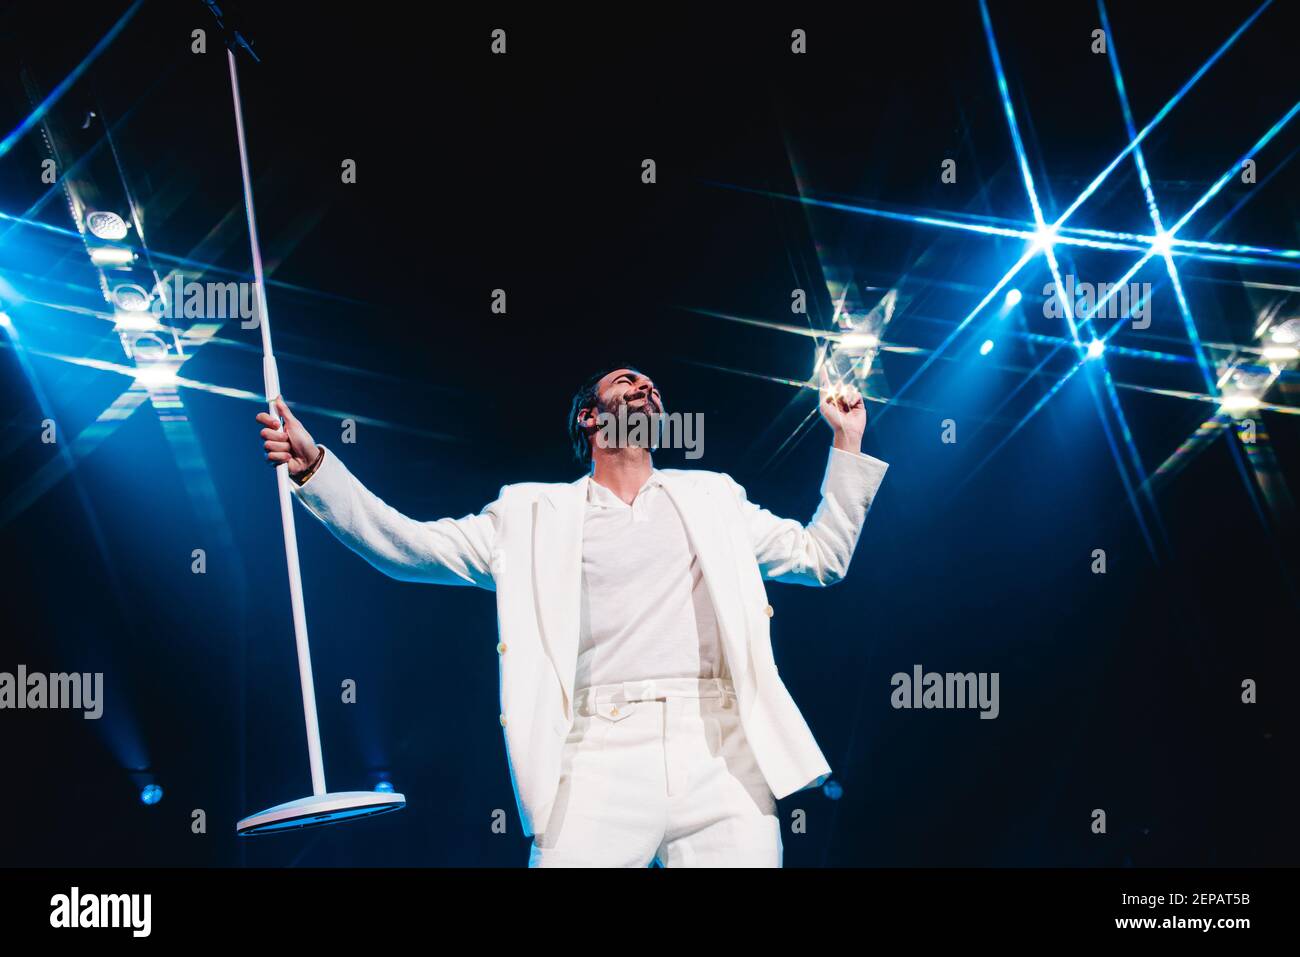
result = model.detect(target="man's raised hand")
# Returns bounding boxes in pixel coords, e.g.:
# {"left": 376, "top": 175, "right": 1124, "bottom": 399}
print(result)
{"left": 256, "top": 396, "right": 320, "bottom": 476}
{"left": 817, "top": 364, "right": 867, "bottom": 453}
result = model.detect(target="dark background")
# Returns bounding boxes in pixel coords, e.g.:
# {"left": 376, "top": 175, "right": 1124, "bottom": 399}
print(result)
{"left": 0, "top": 1, "right": 1296, "bottom": 866}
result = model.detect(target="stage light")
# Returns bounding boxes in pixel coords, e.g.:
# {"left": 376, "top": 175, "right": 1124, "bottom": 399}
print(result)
{"left": 1086, "top": 338, "right": 1106, "bottom": 360}
{"left": 1151, "top": 230, "right": 1175, "bottom": 257}
{"left": 111, "top": 283, "right": 151, "bottom": 312}
{"left": 133, "top": 364, "right": 179, "bottom": 388}
{"left": 980, "top": 339, "right": 995, "bottom": 356}
{"left": 1030, "top": 225, "right": 1057, "bottom": 253}
{"left": 89, "top": 247, "right": 135, "bottom": 266}
{"left": 140, "top": 784, "right": 163, "bottom": 806}
{"left": 374, "top": 781, "right": 395, "bottom": 794}
{"left": 822, "top": 779, "right": 844, "bottom": 800}
{"left": 1004, "top": 288, "right": 1022, "bottom": 307}
{"left": 0, "top": 311, "right": 11, "bottom": 329}
{"left": 1261, "top": 345, "right": 1299, "bottom": 361}
{"left": 1220, "top": 393, "right": 1260, "bottom": 412}
{"left": 1269, "top": 319, "right": 1299, "bottom": 344}
{"left": 838, "top": 332, "right": 879, "bottom": 350}
{"left": 113, "top": 311, "right": 158, "bottom": 332}
{"left": 85, "top": 210, "right": 129, "bottom": 240}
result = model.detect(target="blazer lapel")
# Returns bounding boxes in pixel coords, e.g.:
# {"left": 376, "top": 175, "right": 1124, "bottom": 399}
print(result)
{"left": 658, "top": 472, "right": 753, "bottom": 696}
{"left": 532, "top": 476, "right": 587, "bottom": 721}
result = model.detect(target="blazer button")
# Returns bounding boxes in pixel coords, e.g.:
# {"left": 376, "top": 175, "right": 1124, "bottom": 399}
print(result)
{"left": 499, "top": 713, "right": 507, "bottom": 727}
{"left": 496, "top": 642, "right": 507, "bottom": 654}
{"left": 763, "top": 604, "right": 774, "bottom": 618}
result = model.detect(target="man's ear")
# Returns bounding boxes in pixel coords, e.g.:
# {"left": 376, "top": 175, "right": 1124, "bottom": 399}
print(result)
{"left": 577, "top": 405, "right": 597, "bottom": 429}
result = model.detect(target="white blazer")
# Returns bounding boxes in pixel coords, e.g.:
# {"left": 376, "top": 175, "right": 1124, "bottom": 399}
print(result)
{"left": 292, "top": 444, "right": 888, "bottom": 836}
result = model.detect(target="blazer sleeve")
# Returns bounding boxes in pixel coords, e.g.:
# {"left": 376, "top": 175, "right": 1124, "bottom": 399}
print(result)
{"left": 723, "top": 446, "right": 888, "bottom": 587}
{"left": 290, "top": 445, "right": 499, "bottom": 588}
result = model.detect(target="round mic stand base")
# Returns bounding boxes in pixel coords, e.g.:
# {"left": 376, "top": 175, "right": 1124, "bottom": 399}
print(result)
{"left": 236, "top": 791, "right": 408, "bottom": 836}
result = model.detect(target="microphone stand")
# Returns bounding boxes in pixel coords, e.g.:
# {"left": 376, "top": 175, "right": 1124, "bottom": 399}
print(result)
{"left": 204, "top": 1, "right": 406, "bottom": 834}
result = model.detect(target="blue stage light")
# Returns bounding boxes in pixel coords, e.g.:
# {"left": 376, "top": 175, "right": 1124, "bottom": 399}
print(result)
{"left": 140, "top": 784, "right": 163, "bottom": 805}
{"left": 132, "top": 364, "right": 180, "bottom": 389}
{"left": 980, "top": 339, "right": 995, "bottom": 356}
{"left": 1030, "top": 224, "right": 1057, "bottom": 253}
{"left": 1220, "top": 393, "right": 1261, "bottom": 413}
{"left": 86, "top": 210, "right": 129, "bottom": 240}
{"left": 1086, "top": 339, "right": 1106, "bottom": 360}
{"left": 1004, "top": 289, "right": 1022, "bottom": 307}
{"left": 89, "top": 247, "right": 135, "bottom": 267}
{"left": 374, "top": 781, "right": 395, "bottom": 794}
{"left": 822, "top": 779, "right": 844, "bottom": 800}
{"left": 111, "top": 283, "right": 151, "bottom": 312}
{"left": 1151, "top": 230, "right": 1175, "bottom": 258}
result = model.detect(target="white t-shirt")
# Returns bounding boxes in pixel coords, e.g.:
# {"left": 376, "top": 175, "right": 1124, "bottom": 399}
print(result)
{"left": 575, "top": 471, "right": 728, "bottom": 689}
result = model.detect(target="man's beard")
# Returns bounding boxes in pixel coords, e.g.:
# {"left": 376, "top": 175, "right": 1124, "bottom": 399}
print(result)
{"left": 596, "top": 394, "right": 663, "bottom": 450}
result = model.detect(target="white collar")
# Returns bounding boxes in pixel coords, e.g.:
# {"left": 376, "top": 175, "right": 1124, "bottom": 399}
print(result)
{"left": 586, "top": 470, "right": 663, "bottom": 509}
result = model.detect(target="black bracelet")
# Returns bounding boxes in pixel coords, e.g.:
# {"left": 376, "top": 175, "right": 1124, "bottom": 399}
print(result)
{"left": 294, "top": 446, "right": 325, "bottom": 486}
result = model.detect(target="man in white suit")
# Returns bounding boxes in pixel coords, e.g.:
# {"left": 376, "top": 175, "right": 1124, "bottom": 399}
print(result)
{"left": 255, "top": 366, "right": 888, "bottom": 867}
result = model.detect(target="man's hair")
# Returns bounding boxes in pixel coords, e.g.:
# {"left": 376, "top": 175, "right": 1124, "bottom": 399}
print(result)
{"left": 567, "top": 364, "right": 644, "bottom": 465}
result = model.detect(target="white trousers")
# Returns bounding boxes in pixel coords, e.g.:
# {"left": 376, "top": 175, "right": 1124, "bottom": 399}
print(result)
{"left": 528, "top": 677, "right": 782, "bottom": 867}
